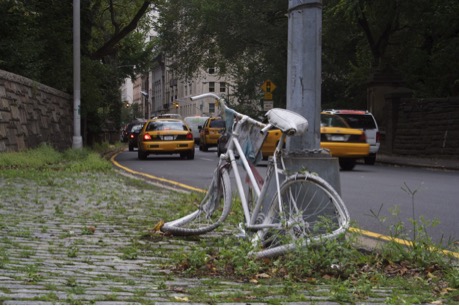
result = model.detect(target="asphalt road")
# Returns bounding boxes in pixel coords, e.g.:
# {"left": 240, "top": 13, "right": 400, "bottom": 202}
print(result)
{"left": 114, "top": 147, "right": 459, "bottom": 247}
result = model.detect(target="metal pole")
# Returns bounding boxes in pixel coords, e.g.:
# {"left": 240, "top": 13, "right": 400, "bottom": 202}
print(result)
{"left": 284, "top": 0, "right": 342, "bottom": 193}
{"left": 72, "top": 0, "right": 83, "bottom": 148}
{"left": 286, "top": 0, "right": 322, "bottom": 151}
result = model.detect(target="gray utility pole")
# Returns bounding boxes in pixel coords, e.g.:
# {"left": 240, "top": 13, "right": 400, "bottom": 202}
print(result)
{"left": 72, "top": 0, "right": 83, "bottom": 149}
{"left": 286, "top": 0, "right": 322, "bottom": 151}
{"left": 285, "top": 0, "right": 341, "bottom": 193}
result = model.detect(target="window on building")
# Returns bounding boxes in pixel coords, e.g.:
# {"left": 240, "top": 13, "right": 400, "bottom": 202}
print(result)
{"left": 209, "top": 103, "right": 215, "bottom": 113}
{"left": 209, "top": 82, "right": 215, "bottom": 92}
{"left": 220, "top": 82, "right": 226, "bottom": 93}
{"left": 208, "top": 68, "right": 215, "bottom": 74}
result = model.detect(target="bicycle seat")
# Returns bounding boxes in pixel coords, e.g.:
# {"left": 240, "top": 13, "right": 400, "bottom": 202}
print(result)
{"left": 265, "top": 108, "right": 308, "bottom": 136}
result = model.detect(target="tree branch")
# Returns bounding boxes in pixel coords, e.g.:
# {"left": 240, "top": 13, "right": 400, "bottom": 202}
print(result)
{"left": 89, "top": 1, "right": 152, "bottom": 60}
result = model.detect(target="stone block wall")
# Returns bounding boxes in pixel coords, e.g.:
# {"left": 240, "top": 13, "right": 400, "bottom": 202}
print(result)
{"left": 391, "top": 98, "right": 459, "bottom": 158}
{"left": 0, "top": 69, "right": 72, "bottom": 152}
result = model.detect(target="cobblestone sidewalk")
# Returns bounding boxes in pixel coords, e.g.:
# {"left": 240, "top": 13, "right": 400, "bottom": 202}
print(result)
{"left": 0, "top": 170, "right": 405, "bottom": 304}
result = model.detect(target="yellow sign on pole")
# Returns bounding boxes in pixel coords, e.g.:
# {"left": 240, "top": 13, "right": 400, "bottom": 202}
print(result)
{"left": 264, "top": 92, "right": 273, "bottom": 100}
{"left": 261, "top": 80, "right": 276, "bottom": 94}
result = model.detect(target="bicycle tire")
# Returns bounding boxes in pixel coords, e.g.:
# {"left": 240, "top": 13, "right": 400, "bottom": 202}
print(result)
{"left": 254, "top": 173, "right": 350, "bottom": 258}
{"left": 161, "top": 168, "right": 232, "bottom": 235}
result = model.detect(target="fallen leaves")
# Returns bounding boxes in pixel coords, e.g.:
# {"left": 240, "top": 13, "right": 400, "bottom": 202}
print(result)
{"left": 152, "top": 219, "right": 165, "bottom": 232}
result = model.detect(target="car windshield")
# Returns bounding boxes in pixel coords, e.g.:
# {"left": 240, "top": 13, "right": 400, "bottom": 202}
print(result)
{"left": 338, "top": 114, "right": 377, "bottom": 129}
{"left": 321, "top": 114, "right": 349, "bottom": 128}
{"left": 210, "top": 120, "right": 225, "bottom": 128}
{"left": 131, "top": 124, "right": 143, "bottom": 132}
{"left": 147, "top": 121, "right": 187, "bottom": 131}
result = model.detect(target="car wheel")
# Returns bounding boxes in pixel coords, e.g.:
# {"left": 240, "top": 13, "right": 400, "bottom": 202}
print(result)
{"left": 128, "top": 144, "right": 134, "bottom": 151}
{"left": 138, "top": 149, "right": 147, "bottom": 160}
{"left": 188, "top": 149, "right": 195, "bottom": 160}
{"left": 200, "top": 143, "right": 208, "bottom": 152}
{"left": 364, "top": 154, "right": 376, "bottom": 165}
{"left": 339, "top": 158, "right": 356, "bottom": 171}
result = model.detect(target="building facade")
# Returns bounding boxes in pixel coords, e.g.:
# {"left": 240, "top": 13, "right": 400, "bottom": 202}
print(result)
{"left": 123, "top": 55, "right": 235, "bottom": 119}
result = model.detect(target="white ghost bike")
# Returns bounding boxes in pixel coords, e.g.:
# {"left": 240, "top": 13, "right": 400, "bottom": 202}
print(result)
{"left": 161, "top": 93, "right": 350, "bottom": 258}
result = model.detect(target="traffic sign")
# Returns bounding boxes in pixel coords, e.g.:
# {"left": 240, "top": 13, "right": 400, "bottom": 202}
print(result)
{"left": 263, "top": 100, "right": 274, "bottom": 111}
{"left": 261, "top": 80, "right": 276, "bottom": 93}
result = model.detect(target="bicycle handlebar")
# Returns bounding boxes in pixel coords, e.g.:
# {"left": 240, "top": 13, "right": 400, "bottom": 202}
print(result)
{"left": 191, "top": 93, "right": 308, "bottom": 136}
{"left": 190, "top": 93, "right": 267, "bottom": 132}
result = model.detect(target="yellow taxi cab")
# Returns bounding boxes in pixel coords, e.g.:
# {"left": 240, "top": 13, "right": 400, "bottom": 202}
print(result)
{"left": 137, "top": 118, "right": 195, "bottom": 160}
{"left": 260, "top": 113, "right": 369, "bottom": 170}
{"left": 320, "top": 113, "right": 369, "bottom": 170}
{"left": 199, "top": 117, "right": 225, "bottom": 151}
{"left": 261, "top": 128, "right": 283, "bottom": 160}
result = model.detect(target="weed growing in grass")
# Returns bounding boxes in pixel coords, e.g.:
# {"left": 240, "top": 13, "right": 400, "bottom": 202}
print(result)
{"left": 81, "top": 226, "right": 96, "bottom": 235}
{"left": 35, "top": 292, "right": 59, "bottom": 302}
{"left": 23, "top": 264, "right": 43, "bottom": 283}
{"left": 0, "top": 249, "right": 9, "bottom": 268}
{"left": 368, "top": 183, "right": 457, "bottom": 273}
{"left": 119, "top": 245, "right": 139, "bottom": 260}
{"left": 67, "top": 245, "right": 79, "bottom": 258}
{"left": 19, "top": 249, "right": 35, "bottom": 258}
{"left": 0, "top": 144, "right": 61, "bottom": 170}
{"left": 0, "top": 144, "right": 112, "bottom": 175}
{"left": 65, "top": 277, "right": 78, "bottom": 287}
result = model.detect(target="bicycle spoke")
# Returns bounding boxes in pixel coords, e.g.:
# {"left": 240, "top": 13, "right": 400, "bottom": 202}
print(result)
{"left": 161, "top": 168, "right": 232, "bottom": 235}
{"left": 254, "top": 174, "right": 349, "bottom": 258}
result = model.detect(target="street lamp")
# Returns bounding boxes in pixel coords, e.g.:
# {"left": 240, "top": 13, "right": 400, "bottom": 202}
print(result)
{"left": 72, "top": 0, "right": 82, "bottom": 149}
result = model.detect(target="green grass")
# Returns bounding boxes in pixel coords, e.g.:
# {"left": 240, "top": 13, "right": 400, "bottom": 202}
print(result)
{"left": 160, "top": 175, "right": 459, "bottom": 304}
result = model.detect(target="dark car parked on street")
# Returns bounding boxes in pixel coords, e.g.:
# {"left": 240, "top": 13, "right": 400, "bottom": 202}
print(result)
{"left": 121, "top": 119, "right": 147, "bottom": 143}
{"left": 128, "top": 123, "right": 145, "bottom": 151}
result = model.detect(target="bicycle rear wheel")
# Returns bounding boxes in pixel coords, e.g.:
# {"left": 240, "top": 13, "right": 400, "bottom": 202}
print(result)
{"left": 161, "top": 167, "right": 232, "bottom": 235}
{"left": 254, "top": 173, "right": 350, "bottom": 258}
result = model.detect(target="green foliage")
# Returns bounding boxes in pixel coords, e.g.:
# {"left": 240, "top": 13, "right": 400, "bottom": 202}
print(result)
{"left": 156, "top": 0, "right": 288, "bottom": 107}
{"left": 0, "top": 144, "right": 61, "bottom": 170}
{"left": 119, "top": 245, "right": 139, "bottom": 260}
{"left": 165, "top": 185, "right": 458, "bottom": 303}
{"left": 0, "top": 0, "right": 157, "bottom": 144}
{"left": 156, "top": 0, "right": 459, "bottom": 111}
{"left": 0, "top": 144, "right": 112, "bottom": 173}
{"left": 324, "top": 0, "right": 459, "bottom": 102}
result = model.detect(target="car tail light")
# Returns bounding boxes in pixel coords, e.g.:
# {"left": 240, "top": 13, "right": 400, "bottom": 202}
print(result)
{"left": 129, "top": 134, "right": 135, "bottom": 139}
{"left": 186, "top": 132, "right": 193, "bottom": 140}
{"left": 376, "top": 131, "right": 381, "bottom": 143}
{"left": 143, "top": 134, "right": 152, "bottom": 141}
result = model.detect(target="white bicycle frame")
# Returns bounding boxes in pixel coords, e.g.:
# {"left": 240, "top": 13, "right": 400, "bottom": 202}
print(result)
{"left": 191, "top": 93, "right": 297, "bottom": 231}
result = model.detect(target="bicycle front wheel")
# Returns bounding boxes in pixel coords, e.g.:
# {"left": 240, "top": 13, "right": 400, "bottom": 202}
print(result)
{"left": 254, "top": 173, "right": 350, "bottom": 258}
{"left": 161, "top": 167, "right": 232, "bottom": 236}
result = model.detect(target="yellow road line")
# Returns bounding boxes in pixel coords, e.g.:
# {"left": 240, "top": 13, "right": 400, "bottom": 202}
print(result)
{"left": 111, "top": 151, "right": 459, "bottom": 259}
{"left": 349, "top": 227, "right": 459, "bottom": 259}
{"left": 110, "top": 152, "right": 207, "bottom": 193}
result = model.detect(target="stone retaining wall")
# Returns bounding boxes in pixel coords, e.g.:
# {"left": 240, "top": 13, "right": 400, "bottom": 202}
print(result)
{"left": 381, "top": 94, "right": 459, "bottom": 159}
{"left": 0, "top": 69, "right": 72, "bottom": 152}
{"left": 392, "top": 98, "right": 459, "bottom": 157}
